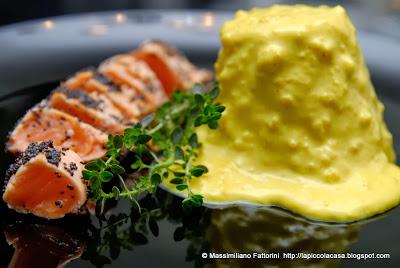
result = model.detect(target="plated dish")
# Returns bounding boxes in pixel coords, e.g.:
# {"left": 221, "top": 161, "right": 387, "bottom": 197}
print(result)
{"left": 1, "top": 6, "right": 400, "bottom": 268}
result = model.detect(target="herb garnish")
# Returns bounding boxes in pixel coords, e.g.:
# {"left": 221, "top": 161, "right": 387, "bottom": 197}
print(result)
{"left": 82, "top": 82, "right": 225, "bottom": 214}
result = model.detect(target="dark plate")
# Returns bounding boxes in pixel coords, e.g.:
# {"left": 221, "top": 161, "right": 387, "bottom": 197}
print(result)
{"left": 1, "top": 10, "right": 400, "bottom": 268}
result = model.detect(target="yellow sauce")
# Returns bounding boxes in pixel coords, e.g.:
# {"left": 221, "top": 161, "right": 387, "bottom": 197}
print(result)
{"left": 168, "top": 5, "right": 400, "bottom": 221}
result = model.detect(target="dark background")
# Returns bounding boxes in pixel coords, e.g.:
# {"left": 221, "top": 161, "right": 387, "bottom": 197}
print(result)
{"left": 2, "top": 0, "right": 251, "bottom": 25}
{"left": 0, "top": 0, "right": 399, "bottom": 37}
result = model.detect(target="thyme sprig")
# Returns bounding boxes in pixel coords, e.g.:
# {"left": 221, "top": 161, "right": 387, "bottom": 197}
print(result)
{"left": 82, "top": 82, "right": 225, "bottom": 214}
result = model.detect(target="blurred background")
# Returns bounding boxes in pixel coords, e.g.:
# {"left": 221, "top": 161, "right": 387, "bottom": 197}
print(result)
{"left": 1, "top": 0, "right": 400, "bottom": 38}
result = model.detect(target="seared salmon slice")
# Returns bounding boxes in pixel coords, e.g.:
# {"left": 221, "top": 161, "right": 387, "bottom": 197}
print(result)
{"left": 99, "top": 55, "right": 168, "bottom": 109}
{"left": 63, "top": 70, "right": 98, "bottom": 92}
{"left": 64, "top": 69, "right": 145, "bottom": 121}
{"left": 107, "top": 86, "right": 150, "bottom": 119}
{"left": 7, "top": 105, "right": 107, "bottom": 162}
{"left": 132, "top": 40, "right": 212, "bottom": 95}
{"left": 64, "top": 68, "right": 118, "bottom": 95}
{"left": 48, "top": 88, "right": 128, "bottom": 134}
{"left": 3, "top": 141, "right": 87, "bottom": 219}
{"left": 102, "top": 55, "right": 167, "bottom": 105}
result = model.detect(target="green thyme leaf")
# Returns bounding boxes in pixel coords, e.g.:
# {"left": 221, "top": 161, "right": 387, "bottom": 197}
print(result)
{"left": 111, "top": 186, "right": 120, "bottom": 199}
{"left": 96, "top": 159, "right": 107, "bottom": 170}
{"left": 194, "top": 94, "right": 204, "bottom": 105}
{"left": 173, "top": 171, "right": 186, "bottom": 177}
{"left": 208, "top": 120, "right": 218, "bottom": 129}
{"left": 110, "top": 164, "right": 125, "bottom": 175}
{"left": 176, "top": 184, "right": 188, "bottom": 191}
{"left": 150, "top": 173, "right": 161, "bottom": 185}
{"left": 100, "top": 171, "right": 114, "bottom": 182}
{"left": 191, "top": 165, "right": 208, "bottom": 177}
{"left": 82, "top": 170, "right": 94, "bottom": 179}
{"left": 137, "top": 134, "right": 152, "bottom": 144}
{"left": 170, "top": 178, "right": 184, "bottom": 184}
{"left": 113, "top": 135, "right": 123, "bottom": 149}
{"left": 130, "top": 160, "right": 141, "bottom": 170}
{"left": 85, "top": 161, "right": 99, "bottom": 171}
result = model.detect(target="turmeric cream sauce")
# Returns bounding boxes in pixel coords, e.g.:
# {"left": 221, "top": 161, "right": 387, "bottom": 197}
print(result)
{"left": 168, "top": 5, "right": 400, "bottom": 222}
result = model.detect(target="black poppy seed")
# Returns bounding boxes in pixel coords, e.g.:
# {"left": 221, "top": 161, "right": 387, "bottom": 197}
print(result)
{"left": 70, "top": 162, "right": 78, "bottom": 170}
{"left": 55, "top": 200, "right": 63, "bottom": 208}
{"left": 63, "top": 162, "right": 78, "bottom": 176}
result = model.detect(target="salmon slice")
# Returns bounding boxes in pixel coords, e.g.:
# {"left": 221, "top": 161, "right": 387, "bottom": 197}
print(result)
{"left": 104, "top": 55, "right": 167, "bottom": 105}
{"left": 99, "top": 55, "right": 168, "bottom": 109}
{"left": 108, "top": 86, "right": 151, "bottom": 119}
{"left": 48, "top": 88, "right": 128, "bottom": 134}
{"left": 132, "top": 40, "right": 213, "bottom": 95}
{"left": 63, "top": 69, "right": 98, "bottom": 92}
{"left": 64, "top": 68, "right": 118, "bottom": 94}
{"left": 3, "top": 141, "right": 87, "bottom": 219}
{"left": 64, "top": 69, "right": 145, "bottom": 121}
{"left": 7, "top": 105, "right": 107, "bottom": 162}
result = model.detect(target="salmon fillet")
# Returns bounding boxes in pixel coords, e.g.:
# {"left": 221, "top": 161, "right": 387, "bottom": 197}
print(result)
{"left": 64, "top": 69, "right": 145, "bottom": 121}
{"left": 132, "top": 40, "right": 213, "bottom": 95}
{"left": 3, "top": 141, "right": 87, "bottom": 219}
{"left": 48, "top": 88, "right": 128, "bottom": 134}
{"left": 7, "top": 105, "right": 107, "bottom": 162}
